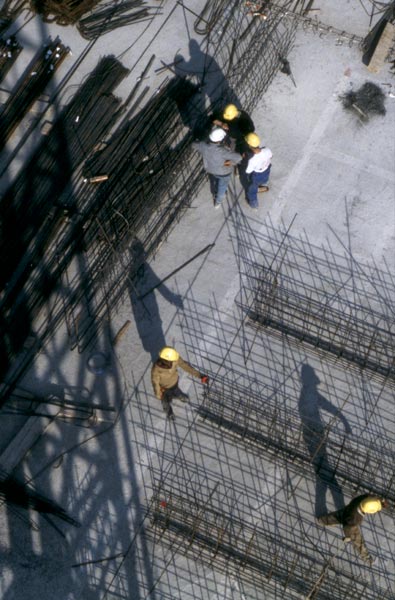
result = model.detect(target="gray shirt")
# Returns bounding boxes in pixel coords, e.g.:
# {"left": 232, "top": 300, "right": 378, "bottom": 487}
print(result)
{"left": 193, "top": 141, "right": 242, "bottom": 176}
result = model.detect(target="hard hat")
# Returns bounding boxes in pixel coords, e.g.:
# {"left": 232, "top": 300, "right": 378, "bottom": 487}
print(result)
{"left": 245, "top": 132, "right": 260, "bottom": 148}
{"left": 360, "top": 498, "right": 383, "bottom": 514}
{"left": 209, "top": 127, "right": 226, "bottom": 142}
{"left": 159, "top": 346, "right": 179, "bottom": 362}
{"left": 223, "top": 104, "right": 239, "bottom": 120}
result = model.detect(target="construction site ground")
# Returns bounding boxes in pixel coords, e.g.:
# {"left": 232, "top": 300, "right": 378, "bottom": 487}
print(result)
{"left": 0, "top": 1, "right": 394, "bottom": 599}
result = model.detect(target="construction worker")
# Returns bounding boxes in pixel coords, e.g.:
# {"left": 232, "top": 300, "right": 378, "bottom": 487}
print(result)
{"left": 151, "top": 346, "right": 208, "bottom": 420}
{"left": 244, "top": 132, "right": 272, "bottom": 209}
{"left": 212, "top": 103, "right": 255, "bottom": 151}
{"left": 317, "top": 494, "right": 388, "bottom": 565}
{"left": 193, "top": 127, "right": 242, "bottom": 208}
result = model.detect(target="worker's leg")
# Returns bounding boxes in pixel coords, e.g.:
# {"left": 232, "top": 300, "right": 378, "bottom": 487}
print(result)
{"left": 215, "top": 174, "right": 231, "bottom": 205}
{"left": 161, "top": 390, "right": 175, "bottom": 419}
{"left": 317, "top": 509, "right": 344, "bottom": 526}
{"left": 343, "top": 524, "right": 373, "bottom": 564}
{"left": 171, "top": 385, "right": 189, "bottom": 402}
{"left": 246, "top": 172, "right": 259, "bottom": 207}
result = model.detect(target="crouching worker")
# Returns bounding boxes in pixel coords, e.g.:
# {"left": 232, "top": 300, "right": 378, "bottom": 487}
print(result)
{"left": 151, "top": 346, "right": 208, "bottom": 421}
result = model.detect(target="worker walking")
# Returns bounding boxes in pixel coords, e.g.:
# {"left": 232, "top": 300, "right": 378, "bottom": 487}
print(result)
{"left": 317, "top": 494, "right": 388, "bottom": 565}
{"left": 193, "top": 127, "right": 242, "bottom": 208}
{"left": 151, "top": 346, "right": 208, "bottom": 420}
{"left": 244, "top": 133, "right": 272, "bottom": 209}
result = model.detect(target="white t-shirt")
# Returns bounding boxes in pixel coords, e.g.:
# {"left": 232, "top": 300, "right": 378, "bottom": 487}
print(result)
{"left": 245, "top": 147, "right": 272, "bottom": 174}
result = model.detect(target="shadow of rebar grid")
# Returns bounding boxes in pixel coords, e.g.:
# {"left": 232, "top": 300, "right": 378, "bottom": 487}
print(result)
{"left": 1, "top": 1, "right": 301, "bottom": 403}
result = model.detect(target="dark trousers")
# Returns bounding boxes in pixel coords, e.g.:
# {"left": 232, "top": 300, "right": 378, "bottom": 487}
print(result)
{"left": 317, "top": 510, "right": 372, "bottom": 563}
{"left": 246, "top": 165, "right": 271, "bottom": 207}
{"left": 161, "top": 384, "right": 188, "bottom": 417}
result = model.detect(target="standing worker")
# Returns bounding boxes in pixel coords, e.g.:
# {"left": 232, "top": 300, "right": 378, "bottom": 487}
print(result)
{"left": 193, "top": 127, "right": 242, "bottom": 208}
{"left": 211, "top": 103, "right": 255, "bottom": 151}
{"left": 151, "top": 346, "right": 208, "bottom": 420}
{"left": 317, "top": 494, "right": 388, "bottom": 565}
{"left": 244, "top": 133, "right": 272, "bottom": 209}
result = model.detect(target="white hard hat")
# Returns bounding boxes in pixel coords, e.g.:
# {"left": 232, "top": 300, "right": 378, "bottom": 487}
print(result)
{"left": 209, "top": 127, "right": 226, "bottom": 142}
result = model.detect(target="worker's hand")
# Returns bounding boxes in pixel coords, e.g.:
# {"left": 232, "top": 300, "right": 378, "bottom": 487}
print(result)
{"left": 223, "top": 160, "right": 232, "bottom": 167}
{"left": 201, "top": 375, "right": 209, "bottom": 384}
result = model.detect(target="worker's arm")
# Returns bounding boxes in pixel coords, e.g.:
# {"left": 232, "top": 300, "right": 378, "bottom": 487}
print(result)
{"left": 177, "top": 356, "right": 202, "bottom": 379}
{"left": 151, "top": 367, "right": 163, "bottom": 399}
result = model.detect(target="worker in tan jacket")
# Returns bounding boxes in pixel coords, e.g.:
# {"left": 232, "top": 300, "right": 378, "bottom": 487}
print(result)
{"left": 151, "top": 346, "right": 208, "bottom": 420}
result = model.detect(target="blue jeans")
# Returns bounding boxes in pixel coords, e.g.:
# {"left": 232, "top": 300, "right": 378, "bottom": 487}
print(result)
{"left": 246, "top": 165, "right": 271, "bottom": 207}
{"left": 209, "top": 173, "right": 231, "bottom": 205}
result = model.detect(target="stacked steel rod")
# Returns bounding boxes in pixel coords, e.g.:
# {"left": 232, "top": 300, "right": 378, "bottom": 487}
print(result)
{"left": 0, "top": 38, "right": 69, "bottom": 149}
{"left": 0, "top": 35, "right": 22, "bottom": 83}
{"left": 0, "top": 56, "right": 130, "bottom": 402}
{"left": 78, "top": 0, "right": 161, "bottom": 39}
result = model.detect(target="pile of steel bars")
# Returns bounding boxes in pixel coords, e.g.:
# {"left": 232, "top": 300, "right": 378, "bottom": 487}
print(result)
{"left": 0, "top": 35, "right": 22, "bottom": 83}
{"left": 0, "top": 37, "right": 69, "bottom": 149}
{"left": 0, "top": 56, "right": 130, "bottom": 402}
{"left": 78, "top": 0, "right": 160, "bottom": 39}
{"left": 30, "top": 0, "right": 100, "bottom": 25}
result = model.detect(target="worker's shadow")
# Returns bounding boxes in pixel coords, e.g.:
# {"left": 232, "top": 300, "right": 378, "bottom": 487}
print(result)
{"left": 127, "top": 241, "right": 183, "bottom": 362}
{"left": 173, "top": 38, "right": 239, "bottom": 136}
{"left": 298, "top": 364, "right": 351, "bottom": 517}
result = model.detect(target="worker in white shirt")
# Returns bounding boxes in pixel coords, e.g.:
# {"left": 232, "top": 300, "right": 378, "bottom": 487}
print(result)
{"left": 244, "top": 133, "right": 272, "bottom": 209}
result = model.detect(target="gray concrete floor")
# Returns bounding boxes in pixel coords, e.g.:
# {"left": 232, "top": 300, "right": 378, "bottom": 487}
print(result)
{"left": 0, "top": 1, "right": 394, "bottom": 599}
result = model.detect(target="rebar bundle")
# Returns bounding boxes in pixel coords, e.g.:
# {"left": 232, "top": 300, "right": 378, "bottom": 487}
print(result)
{"left": 30, "top": 0, "right": 101, "bottom": 25}
{"left": 77, "top": 0, "right": 160, "bottom": 40}
{"left": 0, "top": 37, "right": 69, "bottom": 149}
{"left": 0, "top": 35, "right": 22, "bottom": 84}
{"left": 0, "top": 0, "right": 28, "bottom": 19}
{"left": 0, "top": 56, "right": 130, "bottom": 403}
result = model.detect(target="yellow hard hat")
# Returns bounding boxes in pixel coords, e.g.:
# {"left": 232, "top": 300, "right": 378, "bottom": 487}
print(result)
{"left": 223, "top": 104, "right": 239, "bottom": 120}
{"left": 360, "top": 498, "right": 383, "bottom": 514}
{"left": 159, "top": 346, "right": 179, "bottom": 362}
{"left": 245, "top": 132, "right": 260, "bottom": 148}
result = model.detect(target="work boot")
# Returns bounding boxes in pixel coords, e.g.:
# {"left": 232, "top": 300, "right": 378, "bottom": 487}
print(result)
{"left": 167, "top": 411, "right": 175, "bottom": 422}
{"left": 258, "top": 185, "right": 269, "bottom": 193}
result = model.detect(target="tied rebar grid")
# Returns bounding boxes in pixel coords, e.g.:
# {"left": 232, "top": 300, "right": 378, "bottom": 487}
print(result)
{"left": 197, "top": 373, "right": 394, "bottom": 502}
{"left": 239, "top": 223, "right": 395, "bottom": 382}
{"left": 199, "top": 0, "right": 300, "bottom": 112}
{"left": 147, "top": 482, "right": 388, "bottom": 600}
{"left": 0, "top": 37, "right": 70, "bottom": 149}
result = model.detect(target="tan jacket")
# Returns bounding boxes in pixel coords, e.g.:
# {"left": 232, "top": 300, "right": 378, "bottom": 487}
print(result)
{"left": 151, "top": 356, "right": 201, "bottom": 399}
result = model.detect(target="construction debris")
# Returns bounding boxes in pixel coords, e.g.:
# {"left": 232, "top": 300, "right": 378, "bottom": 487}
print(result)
{"left": 340, "top": 81, "right": 387, "bottom": 119}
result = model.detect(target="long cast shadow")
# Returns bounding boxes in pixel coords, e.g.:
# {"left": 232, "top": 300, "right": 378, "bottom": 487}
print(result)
{"left": 298, "top": 364, "right": 351, "bottom": 517}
